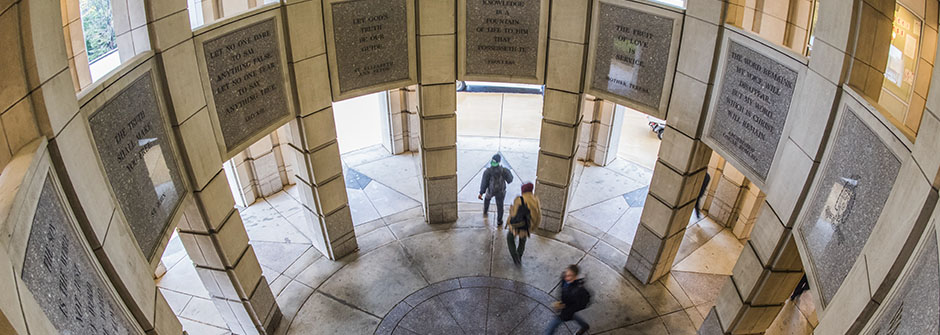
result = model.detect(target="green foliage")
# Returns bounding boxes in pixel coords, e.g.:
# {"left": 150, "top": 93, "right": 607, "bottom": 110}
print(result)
{"left": 80, "top": 0, "right": 117, "bottom": 62}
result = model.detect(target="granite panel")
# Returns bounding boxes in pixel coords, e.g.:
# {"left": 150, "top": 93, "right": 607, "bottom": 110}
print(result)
{"left": 21, "top": 174, "right": 141, "bottom": 334}
{"left": 465, "top": 0, "right": 540, "bottom": 78}
{"left": 88, "top": 71, "right": 185, "bottom": 259}
{"left": 707, "top": 41, "right": 798, "bottom": 181}
{"left": 864, "top": 232, "right": 939, "bottom": 334}
{"left": 203, "top": 18, "right": 290, "bottom": 152}
{"left": 798, "top": 110, "right": 902, "bottom": 306}
{"left": 331, "top": 0, "right": 411, "bottom": 93}
{"left": 590, "top": 2, "right": 675, "bottom": 111}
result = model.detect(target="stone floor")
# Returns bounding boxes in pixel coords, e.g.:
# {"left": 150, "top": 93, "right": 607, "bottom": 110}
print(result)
{"left": 155, "top": 140, "right": 818, "bottom": 334}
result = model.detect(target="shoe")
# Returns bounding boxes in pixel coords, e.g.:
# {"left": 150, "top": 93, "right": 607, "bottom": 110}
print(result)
{"left": 483, "top": 212, "right": 488, "bottom": 217}
{"left": 575, "top": 326, "right": 590, "bottom": 335}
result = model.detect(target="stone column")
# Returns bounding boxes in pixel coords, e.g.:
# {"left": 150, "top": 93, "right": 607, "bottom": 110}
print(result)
{"left": 386, "top": 88, "right": 409, "bottom": 154}
{"left": 283, "top": 0, "right": 357, "bottom": 259}
{"left": 577, "top": 99, "right": 620, "bottom": 166}
{"left": 624, "top": 0, "right": 722, "bottom": 284}
{"left": 699, "top": 205, "right": 804, "bottom": 334}
{"left": 416, "top": 0, "right": 458, "bottom": 223}
{"left": 533, "top": 0, "right": 591, "bottom": 232}
{"left": 142, "top": 0, "right": 281, "bottom": 333}
{"left": 60, "top": 0, "right": 92, "bottom": 91}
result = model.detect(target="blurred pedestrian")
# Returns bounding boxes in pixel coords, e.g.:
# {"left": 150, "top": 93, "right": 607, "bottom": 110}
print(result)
{"left": 546, "top": 264, "right": 591, "bottom": 335}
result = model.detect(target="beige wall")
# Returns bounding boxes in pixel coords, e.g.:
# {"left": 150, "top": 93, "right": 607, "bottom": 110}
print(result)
{"left": 2, "top": 0, "right": 940, "bottom": 334}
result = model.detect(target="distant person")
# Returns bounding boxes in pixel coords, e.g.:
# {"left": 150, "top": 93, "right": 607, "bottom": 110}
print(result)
{"left": 479, "top": 154, "right": 513, "bottom": 223}
{"left": 546, "top": 264, "right": 591, "bottom": 335}
{"left": 507, "top": 182, "right": 540, "bottom": 265}
{"left": 695, "top": 172, "right": 711, "bottom": 219}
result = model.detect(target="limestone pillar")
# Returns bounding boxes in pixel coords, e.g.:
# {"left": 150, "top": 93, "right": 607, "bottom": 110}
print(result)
{"left": 698, "top": 205, "right": 804, "bottom": 334}
{"left": 283, "top": 0, "right": 357, "bottom": 259}
{"left": 416, "top": 0, "right": 458, "bottom": 223}
{"left": 576, "top": 99, "right": 620, "bottom": 166}
{"left": 533, "top": 0, "right": 591, "bottom": 232}
{"left": 142, "top": 0, "right": 282, "bottom": 333}
{"left": 625, "top": 0, "right": 720, "bottom": 284}
{"left": 386, "top": 88, "right": 410, "bottom": 154}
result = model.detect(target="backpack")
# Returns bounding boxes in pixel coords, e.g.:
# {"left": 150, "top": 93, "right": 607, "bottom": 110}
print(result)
{"left": 488, "top": 167, "right": 507, "bottom": 195}
{"left": 509, "top": 197, "right": 531, "bottom": 230}
{"left": 572, "top": 280, "right": 592, "bottom": 312}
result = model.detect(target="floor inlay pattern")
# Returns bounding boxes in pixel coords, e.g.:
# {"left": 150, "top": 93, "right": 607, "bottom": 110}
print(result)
{"left": 375, "top": 276, "right": 577, "bottom": 335}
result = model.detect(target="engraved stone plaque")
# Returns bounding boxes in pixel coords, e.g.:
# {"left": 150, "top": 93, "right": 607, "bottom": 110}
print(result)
{"left": 331, "top": 0, "right": 411, "bottom": 94}
{"left": 88, "top": 72, "right": 185, "bottom": 259}
{"left": 465, "top": 0, "right": 541, "bottom": 78}
{"left": 203, "top": 18, "right": 290, "bottom": 152}
{"left": 798, "top": 109, "right": 902, "bottom": 306}
{"left": 21, "top": 174, "right": 141, "bottom": 334}
{"left": 865, "top": 232, "right": 938, "bottom": 334}
{"left": 590, "top": 2, "right": 676, "bottom": 112}
{"left": 707, "top": 41, "right": 798, "bottom": 181}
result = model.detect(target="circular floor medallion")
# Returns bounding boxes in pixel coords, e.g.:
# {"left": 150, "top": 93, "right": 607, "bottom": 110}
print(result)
{"left": 375, "top": 276, "right": 581, "bottom": 335}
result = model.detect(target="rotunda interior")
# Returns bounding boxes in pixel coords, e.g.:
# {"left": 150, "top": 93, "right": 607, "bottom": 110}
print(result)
{"left": 0, "top": 0, "right": 938, "bottom": 334}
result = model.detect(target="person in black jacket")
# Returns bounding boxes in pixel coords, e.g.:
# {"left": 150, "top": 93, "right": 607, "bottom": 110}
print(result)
{"left": 545, "top": 265, "right": 591, "bottom": 335}
{"left": 478, "top": 154, "right": 514, "bottom": 224}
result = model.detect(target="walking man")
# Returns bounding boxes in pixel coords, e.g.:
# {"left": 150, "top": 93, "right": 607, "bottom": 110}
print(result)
{"left": 479, "top": 154, "right": 513, "bottom": 223}
{"left": 695, "top": 172, "right": 711, "bottom": 219}
{"left": 546, "top": 264, "right": 591, "bottom": 335}
{"left": 507, "top": 182, "right": 540, "bottom": 265}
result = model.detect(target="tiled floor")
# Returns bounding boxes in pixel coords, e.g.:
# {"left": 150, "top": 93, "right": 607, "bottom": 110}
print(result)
{"left": 155, "top": 141, "right": 817, "bottom": 334}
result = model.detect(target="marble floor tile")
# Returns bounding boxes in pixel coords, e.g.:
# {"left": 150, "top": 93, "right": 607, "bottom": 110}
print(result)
{"left": 499, "top": 150, "right": 538, "bottom": 182}
{"left": 243, "top": 213, "right": 311, "bottom": 244}
{"left": 159, "top": 288, "right": 192, "bottom": 315}
{"left": 673, "top": 230, "right": 744, "bottom": 275}
{"left": 605, "top": 317, "right": 668, "bottom": 335}
{"left": 355, "top": 154, "right": 424, "bottom": 202}
{"left": 606, "top": 157, "right": 655, "bottom": 185}
{"left": 161, "top": 232, "right": 188, "bottom": 271}
{"left": 342, "top": 144, "right": 392, "bottom": 167}
{"left": 319, "top": 243, "right": 429, "bottom": 316}
{"left": 568, "top": 166, "right": 647, "bottom": 211}
{"left": 399, "top": 229, "right": 493, "bottom": 283}
{"left": 293, "top": 255, "right": 348, "bottom": 290}
{"left": 661, "top": 309, "right": 698, "bottom": 335}
{"left": 179, "top": 319, "right": 231, "bottom": 335}
{"left": 264, "top": 189, "right": 304, "bottom": 219}
{"left": 795, "top": 293, "right": 819, "bottom": 327}
{"left": 357, "top": 226, "right": 397, "bottom": 254}
{"left": 669, "top": 271, "right": 729, "bottom": 308}
{"left": 180, "top": 296, "right": 228, "bottom": 329}
{"left": 606, "top": 207, "right": 643, "bottom": 244}
{"left": 252, "top": 241, "right": 311, "bottom": 274}
{"left": 275, "top": 280, "right": 315, "bottom": 321}
{"left": 285, "top": 292, "right": 380, "bottom": 335}
{"left": 347, "top": 188, "right": 382, "bottom": 224}
{"left": 363, "top": 181, "right": 422, "bottom": 217}
{"left": 156, "top": 258, "right": 210, "bottom": 299}
{"left": 569, "top": 196, "right": 631, "bottom": 232}
{"left": 765, "top": 298, "right": 814, "bottom": 335}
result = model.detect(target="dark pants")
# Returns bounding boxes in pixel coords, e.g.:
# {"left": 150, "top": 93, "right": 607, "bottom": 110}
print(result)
{"left": 545, "top": 313, "right": 589, "bottom": 335}
{"left": 507, "top": 231, "right": 527, "bottom": 263}
{"left": 484, "top": 192, "right": 506, "bottom": 222}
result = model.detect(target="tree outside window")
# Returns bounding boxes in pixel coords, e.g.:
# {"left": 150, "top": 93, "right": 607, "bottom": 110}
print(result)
{"left": 80, "top": 0, "right": 117, "bottom": 63}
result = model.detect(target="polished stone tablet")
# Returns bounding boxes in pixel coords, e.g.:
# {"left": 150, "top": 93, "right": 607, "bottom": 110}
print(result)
{"left": 88, "top": 71, "right": 185, "bottom": 259}
{"left": 590, "top": 2, "right": 675, "bottom": 111}
{"left": 21, "top": 174, "right": 141, "bottom": 334}
{"left": 865, "top": 232, "right": 938, "bottom": 334}
{"left": 707, "top": 41, "right": 798, "bottom": 181}
{"left": 798, "top": 110, "right": 902, "bottom": 306}
{"left": 331, "top": 0, "right": 410, "bottom": 93}
{"left": 465, "top": 0, "right": 540, "bottom": 78}
{"left": 203, "top": 18, "right": 290, "bottom": 152}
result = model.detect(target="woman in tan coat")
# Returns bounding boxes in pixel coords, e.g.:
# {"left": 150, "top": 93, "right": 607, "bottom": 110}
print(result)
{"left": 506, "top": 182, "right": 540, "bottom": 265}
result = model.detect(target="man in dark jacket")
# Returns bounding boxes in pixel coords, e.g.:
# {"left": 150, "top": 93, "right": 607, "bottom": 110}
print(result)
{"left": 478, "top": 154, "right": 514, "bottom": 223}
{"left": 545, "top": 265, "right": 591, "bottom": 335}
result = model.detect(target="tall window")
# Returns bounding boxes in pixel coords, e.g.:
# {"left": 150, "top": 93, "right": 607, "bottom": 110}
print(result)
{"left": 80, "top": 0, "right": 120, "bottom": 82}
{"left": 725, "top": 0, "right": 817, "bottom": 56}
